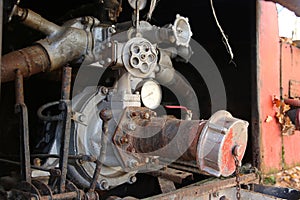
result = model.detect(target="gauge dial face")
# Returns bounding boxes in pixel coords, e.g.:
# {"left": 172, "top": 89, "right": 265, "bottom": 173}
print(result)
{"left": 140, "top": 80, "right": 162, "bottom": 109}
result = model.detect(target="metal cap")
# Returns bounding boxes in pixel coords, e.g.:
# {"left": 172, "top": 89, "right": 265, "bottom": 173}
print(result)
{"left": 196, "top": 110, "right": 248, "bottom": 177}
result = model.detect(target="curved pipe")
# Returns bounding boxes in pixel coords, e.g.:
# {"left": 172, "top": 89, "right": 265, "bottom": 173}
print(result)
{"left": 156, "top": 51, "right": 200, "bottom": 119}
{"left": 2, "top": 8, "right": 89, "bottom": 83}
{"left": 15, "top": 7, "right": 61, "bottom": 35}
{"left": 1, "top": 45, "right": 50, "bottom": 83}
{"left": 284, "top": 98, "right": 300, "bottom": 107}
{"left": 165, "top": 72, "right": 200, "bottom": 119}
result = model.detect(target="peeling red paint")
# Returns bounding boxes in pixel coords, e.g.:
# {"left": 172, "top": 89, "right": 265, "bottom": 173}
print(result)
{"left": 221, "top": 128, "right": 235, "bottom": 175}
{"left": 258, "top": 0, "right": 282, "bottom": 173}
{"left": 258, "top": 0, "right": 300, "bottom": 173}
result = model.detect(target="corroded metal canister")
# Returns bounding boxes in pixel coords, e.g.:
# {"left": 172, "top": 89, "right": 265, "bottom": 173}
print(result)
{"left": 122, "top": 108, "right": 248, "bottom": 177}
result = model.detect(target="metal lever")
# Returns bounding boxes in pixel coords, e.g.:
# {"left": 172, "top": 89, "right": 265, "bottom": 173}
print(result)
{"left": 58, "top": 66, "right": 72, "bottom": 193}
{"left": 15, "top": 69, "right": 31, "bottom": 183}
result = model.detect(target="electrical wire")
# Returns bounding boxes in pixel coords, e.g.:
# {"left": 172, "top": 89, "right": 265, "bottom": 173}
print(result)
{"left": 210, "top": 0, "right": 234, "bottom": 62}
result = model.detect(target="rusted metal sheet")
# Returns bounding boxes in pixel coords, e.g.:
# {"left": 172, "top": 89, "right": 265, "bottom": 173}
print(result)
{"left": 1, "top": 45, "right": 50, "bottom": 83}
{"left": 144, "top": 173, "right": 258, "bottom": 200}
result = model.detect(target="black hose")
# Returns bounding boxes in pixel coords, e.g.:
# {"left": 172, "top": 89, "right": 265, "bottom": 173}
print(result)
{"left": 37, "top": 101, "right": 62, "bottom": 121}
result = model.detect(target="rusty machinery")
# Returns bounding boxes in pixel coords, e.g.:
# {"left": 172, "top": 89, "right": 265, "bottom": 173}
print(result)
{"left": 0, "top": 0, "right": 248, "bottom": 199}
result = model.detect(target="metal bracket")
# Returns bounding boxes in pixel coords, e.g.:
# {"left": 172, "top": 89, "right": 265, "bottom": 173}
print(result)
{"left": 149, "top": 167, "right": 193, "bottom": 184}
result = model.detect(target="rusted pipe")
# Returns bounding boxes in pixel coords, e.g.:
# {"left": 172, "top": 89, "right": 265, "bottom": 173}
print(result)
{"left": 61, "top": 66, "right": 72, "bottom": 100}
{"left": 284, "top": 98, "right": 300, "bottom": 107}
{"left": 131, "top": 118, "right": 206, "bottom": 161}
{"left": 39, "top": 191, "right": 79, "bottom": 200}
{"left": 2, "top": 7, "right": 89, "bottom": 83}
{"left": 120, "top": 108, "right": 248, "bottom": 177}
{"left": 1, "top": 45, "right": 50, "bottom": 83}
{"left": 15, "top": 70, "right": 24, "bottom": 104}
{"left": 15, "top": 6, "right": 61, "bottom": 35}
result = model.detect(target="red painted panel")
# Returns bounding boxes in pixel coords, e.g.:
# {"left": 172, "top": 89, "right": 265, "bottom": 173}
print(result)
{"left": 258, "top": 1, "right": 300, "bottom": 173}
{"left": 258, "top": 1, "right": 282, "bottom": 173}
{"left": 280, "top": 43, "right": 300, "bottom": 167}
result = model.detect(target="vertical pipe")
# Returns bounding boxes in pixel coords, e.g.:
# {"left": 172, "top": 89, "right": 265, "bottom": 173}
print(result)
{"left": 58, "top": 66, "right": 72, "bottom": 193}
{"left": 15, "top": 70, "right": 24, "bottom": 104}
{"left": 15, "top": 70, "right": 31, "bottom": 183}
{"left": 61, "top": 66, "right": 72, "bottom": 100}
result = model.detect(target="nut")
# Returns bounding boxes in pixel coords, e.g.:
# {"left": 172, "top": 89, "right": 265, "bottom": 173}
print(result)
{"left": 128, "top": 176, "right": 137, "bottom": 184}
{"left": 100, "top": 179, "right": 109, "bottom": 190}
{"left": 127, "top": 160, "right": 138, "bottom": 168}
{"left": 128, "top": 123, "right": 136, "bottom": 131}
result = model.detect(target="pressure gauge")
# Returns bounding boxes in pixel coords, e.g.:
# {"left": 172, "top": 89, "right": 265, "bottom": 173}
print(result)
{"left": 140, "top": 80, "right": 162, "bottom": 109}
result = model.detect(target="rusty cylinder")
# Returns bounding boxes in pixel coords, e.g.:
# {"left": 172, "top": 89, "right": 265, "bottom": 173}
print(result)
{"left": 1, "top": 45, "right": 50, "bottom": 83}
{"left": 128, "top": 110, "right": 248, "bottom": 177}
{"left": 131, "top": 118, "right": 205, "bottom": 162}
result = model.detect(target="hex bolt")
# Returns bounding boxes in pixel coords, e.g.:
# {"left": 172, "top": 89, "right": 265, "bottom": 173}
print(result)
{"left": 108, "top": 27, "right": 116, "bottom": 34}
{"left": 213, "top": 192, "right": 219, "bottom": 197}
{"left": 130, "top": 111, "right": 137, "bottom": 117}
{"left": 106, "top": 58, "right": 112, "bottom": 63}
{"left": 128, "top": 176, "right": 137, "bottom": 184}
{"left": 128, "top": 160, "right": 138, "bottom": 168}
{"left": 79, "top": 114, "right": 86, "bottom": 122}
{"left": 100, "top": 179, "right": 109, "bottom": 190}
{"left": 100, "top": 109, "right": 112, "bottom": 121}
{"left": 119, "top": 136, "right": 129, "bottom": 145}
{"left": 107, "top": 42, "right": 112, "bottom": 48}
{"left": 81, "top": 16, "right": 89, "bottom": 24}
{"left": 33, "top": 158, "right": 41, "bottom": 166}
{"left": 150, "top": 157, "right": 159, "bottom": 165}
{"left": 128, "top": 123, "right": 136, "bottom": 131}
{"left": 50, "top": 169, "right": 61, "bottom": 177}
{"left": 100, "top": 86, "right": 109, "bottom": 95}
{"left": 219, "top": 196, "right": 229, "bottom": 200}
{"left": 143, "top": 112, "right": 150, "bottom": 119}
{"left": 145, "top": 157, "right": 150, "bottom": 163}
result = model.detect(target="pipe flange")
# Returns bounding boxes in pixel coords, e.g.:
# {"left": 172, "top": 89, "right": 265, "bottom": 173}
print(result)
{"left": 172, "top": 15, "right": 193, "bottom": 47}
{"left": 122, "top": 37, "right": 157, "bottom": 78}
